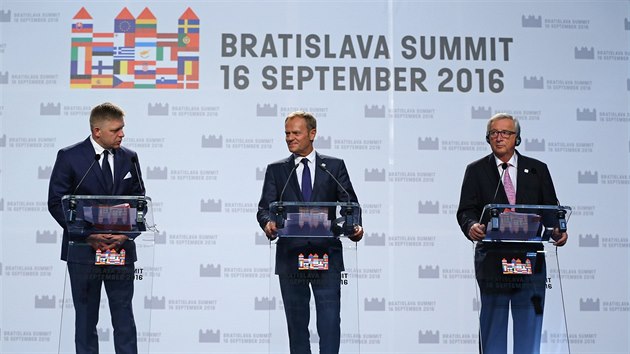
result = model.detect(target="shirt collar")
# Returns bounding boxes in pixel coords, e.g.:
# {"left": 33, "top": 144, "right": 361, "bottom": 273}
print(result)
{"left": 494, "top": 153, "right": 517, "bottom": 168}
{"left": 90, "top": 136, "right": 106, "bottom": 155}
{"left": 294, "top": 150, "right": 317, "bottom": 165}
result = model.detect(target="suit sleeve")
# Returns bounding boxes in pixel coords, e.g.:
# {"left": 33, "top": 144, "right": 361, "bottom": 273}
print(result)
{"left": 456, "top": 164, "right": 482, "bottom": 240}
{"left": 334, "top": 159, "right": 362, "bottom": 225}
{"left": 256, "top": 165, "right": 277, "bottom": 230}
{"left": 537, "top": 162, "right": 561, "bottom": 227}
{"left": 130, "top": 153, "right": 145, "bottom": 196}
{"left": 47, "top": 149, "right": 74, "bottom": 229}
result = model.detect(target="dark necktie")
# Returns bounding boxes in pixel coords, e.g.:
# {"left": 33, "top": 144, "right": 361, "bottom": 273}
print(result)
{"left": 102, "top": 150, "right": 114, "bottom": 194}
{"left": 301, "top": 158, "right": 312, "bottom": 202}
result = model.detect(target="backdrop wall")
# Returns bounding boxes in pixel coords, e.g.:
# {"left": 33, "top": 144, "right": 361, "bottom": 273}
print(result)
{"left": 1, "top": 1, "right": 629, "bottom": 353}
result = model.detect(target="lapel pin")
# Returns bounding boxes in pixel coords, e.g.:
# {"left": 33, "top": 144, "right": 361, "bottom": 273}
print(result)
{"left": 524, "top": 169, "right": 529, "bottom": 174}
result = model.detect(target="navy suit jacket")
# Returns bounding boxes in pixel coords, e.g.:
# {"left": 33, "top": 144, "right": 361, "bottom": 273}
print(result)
{"left": 456, "top": 150, "right": 560, "bottom": 281}
{"left": 257, "top": 153, "right": 360, "bottom": 274}
{"left": 48, "top": 137, "right": 145, "bottom": 263}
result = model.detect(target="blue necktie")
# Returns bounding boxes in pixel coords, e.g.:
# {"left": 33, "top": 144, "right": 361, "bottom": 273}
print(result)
{"left": 102, "top": 150, "right": 114, "bottom": 194}
{"left": 301, "top": 158, "right": 312, "bottom": 202}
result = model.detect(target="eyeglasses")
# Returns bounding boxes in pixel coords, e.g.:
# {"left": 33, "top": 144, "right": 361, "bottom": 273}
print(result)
{"left": 487, "top": 130, "right": 516, "bottom": 138}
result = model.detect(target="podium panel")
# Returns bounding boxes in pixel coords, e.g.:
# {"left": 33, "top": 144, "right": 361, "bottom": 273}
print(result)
{"left": 473, "top": 204, "right": 571, "bottom": 354}
{"left": 57, "top": 195, "right": 157, "bottom": 354}
{"left": 267, "top": 201, "right": 361, "bottom": 354}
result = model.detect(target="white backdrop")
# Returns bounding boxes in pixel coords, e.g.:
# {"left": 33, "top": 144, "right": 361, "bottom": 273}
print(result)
{"left": 1, "top": 1, "right": 629, "bottom": 353}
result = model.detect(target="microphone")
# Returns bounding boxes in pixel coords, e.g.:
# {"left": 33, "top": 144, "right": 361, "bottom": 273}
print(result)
{"left": 131, "top": 155, "right": 148, "bottom": 225}
{"left": 67, "top": 153, "right": 101, "bottom": 222}
{"left": 279, "top": 160, "right": 301, "bottom": 203}
{"left": 491, "top": 163, "right": 508, "bottom": 204}
{"left": 483, "top": 162, "right": 508, "bottom": 232}
{"left": 131, "top": 155, "right": 146, "bottom": 196}
{"left": 73, "top": 153, "right": 101, "bottom": 194}
{"left": 273, "top": 160, "right": 302, "bottom": 229}
{"left": 318, "top": 163, "right": 351, "bottom": 202}
{"left": 318, "top": 162, "right": 357, "bottom": 236}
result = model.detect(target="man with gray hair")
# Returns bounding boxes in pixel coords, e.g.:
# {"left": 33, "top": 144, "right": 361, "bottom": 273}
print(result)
{"left": 456, "top": 113, "right": 568, "bottom": 354}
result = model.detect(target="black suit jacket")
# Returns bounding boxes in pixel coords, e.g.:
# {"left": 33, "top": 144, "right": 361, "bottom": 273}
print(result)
{"left": 48, "top": 137, "right": 145, "bottom": 263}
{"left": 257, "top": 153, "right": 360, "bottom": 274}
{"left": 456, "top": 151, "right": 560, "bottom": 281}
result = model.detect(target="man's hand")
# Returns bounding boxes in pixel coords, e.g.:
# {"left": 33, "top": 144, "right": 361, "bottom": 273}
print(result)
{"left": 86, "top": 233, "right": 109, "bottom": 251}
{"left": 102, "top": 234, "right": 129, "bottom": 251}
{"left": 264, "top": 221, "right": 278, "bottom": 240}
{"left": 468, "top": 223, "right": 486, "bottom": 241}
{"left": 551, "top": 229, "right": 568, "bottom": 247}
{"left": 87, "top": 234, "right": 129, "bottom": 251}
{"left": 349, "top": 225, "right": 364, "bottom": 242}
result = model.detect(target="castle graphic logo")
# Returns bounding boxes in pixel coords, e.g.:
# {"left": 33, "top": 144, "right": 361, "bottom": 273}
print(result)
{"left": 70, "top": 7, "right": 199, "bottom": 89}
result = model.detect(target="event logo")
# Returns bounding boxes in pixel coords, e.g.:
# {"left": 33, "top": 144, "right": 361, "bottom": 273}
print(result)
{"left": 418, "top": 330, "right": 440, "bottom": 344}
{"left": 579, "top": 298, "right": 600, "bottom": 311}
{"left": 0, "top": 10, "right": 11, "bottom": 22}
{"left": 417, "top": 137, "right": 439, "bottom": 150}
{"left": 524, "top": 138, "right": 545, "bottom": 151}
{"left": 364, "top": 105, "right": 386, "bottom": 118}
{"left": 199, "top": 264, "right": 221, "bottom": 277}
{"left": 365, "top": 168, "right": 386, "bottom": 182}
{"left": 364, "top": 297, "right": 386, "bottom": 311}
{"left": 575, "top": 46, "right": 595, "bottom": 60}
{"left": 522, "top": 15, "right": 542, "bottom": 28}
{"left": 579, "top": 234, "right": 599, "bottom": 247}
{"left": 36, "top": 230, "right": 57, "bottom": 243}
{"left": 314, "top": 136, "right": 332, "bottom": 149}
{"left": 365, "top": 233, "right": 386, "bottom": 246}
{"left": 256, "top": 103, "right": 277, "bottom": 117}
{"left": 144, "top": 296, "right": 166, "bottom": 309}
{"left": 254, "top": 296, "right": 276, "bottom": 310}
{"left": 199, "top": 329, "right": 220, "bottom": 343}
{"left": 70, "top": 7, "right": 199, "bottom": 89}
{"left": 471, "top": 106, "right": 492, "bottom": 119}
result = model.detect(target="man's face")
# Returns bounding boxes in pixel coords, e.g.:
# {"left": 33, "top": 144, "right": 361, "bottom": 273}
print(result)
{"left": 488, "top": 118, "right": 517, "bottom": 162}
{"left": 93, "top": 117, "right": 125, "bottom": 150}
{"left": 285, "top": 117, "right": 315, "bottom": 157}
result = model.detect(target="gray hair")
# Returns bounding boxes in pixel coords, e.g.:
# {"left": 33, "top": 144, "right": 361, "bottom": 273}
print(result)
{"left": 486, "top": 112, "right": 520, "bottom": 137}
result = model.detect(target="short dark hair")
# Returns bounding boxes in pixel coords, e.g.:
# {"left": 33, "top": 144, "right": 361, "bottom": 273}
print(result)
{"left": 285, "top": 110, "right": 317, "bottom": 131}
{"left": 90, "top": 102, "right": 125, "bottom": 129}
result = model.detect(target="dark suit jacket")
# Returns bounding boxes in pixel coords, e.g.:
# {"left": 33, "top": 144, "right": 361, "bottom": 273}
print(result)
{"left": 257, "top": 153, "right": 360, "bottom": 274}
{"left": 456, "top": 151, "right": 560, "bottom": 282}
{"left": 48, "top": 137, "right": 145, "bottom": 264}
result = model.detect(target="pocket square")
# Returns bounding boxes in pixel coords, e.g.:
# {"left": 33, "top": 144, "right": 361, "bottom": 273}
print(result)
{"left": 123, "top": 171, "right": 132, "bottom": 179}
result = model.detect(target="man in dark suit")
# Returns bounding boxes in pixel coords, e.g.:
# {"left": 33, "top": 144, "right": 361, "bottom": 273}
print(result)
{"left": 48, "top": 102, "right": 145, "bottom": 354}
{"left": 457, "top": 113, "right": 568, "bottom": 354}
{"left": 257, "top": 111, "right": 363, "bottom": 354}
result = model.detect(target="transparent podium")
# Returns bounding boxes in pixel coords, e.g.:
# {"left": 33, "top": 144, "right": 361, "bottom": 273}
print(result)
{"left": 266, "top": 201, "right": 361, "bottom": 354}
{"left": 475, "top": 204, "right": 572, "bottom": 354}
{"left": 58, "top": 195, "right": 157, "bottom": 354}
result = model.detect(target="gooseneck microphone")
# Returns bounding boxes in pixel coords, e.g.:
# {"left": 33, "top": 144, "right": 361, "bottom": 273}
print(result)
{"left": 318, "top": 162, "right": 357, "bottom": 236}
{"left": 318, "top": 163, "right": 351, "bottom": 202}
{"left": 67, "top": 153, "right": 101, "bottom": 222}
{"left": 279, "top": 160, "right": 302, "bottom": 203}
{"left": 273, "top": 160, "right": 302, "bottom": 229}
{"left": 73, "top": 153, "right": 101, "bottom": 194}
{"left": 131, "top": 154, "right": 148, "bottom": 225}
{"left": 478, "top": 162, "right": 508, "bottom": 232}
{"left": 491, "top": 162, "right": 509, "bottom": 204}
{"left": 131, "top": 155, "right": 146, "bottom": 196}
